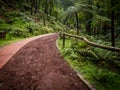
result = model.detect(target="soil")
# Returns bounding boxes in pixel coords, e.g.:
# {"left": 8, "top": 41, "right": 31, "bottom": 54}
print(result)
{"left": 0, "top": 34, "right": 89, "bottom": 90}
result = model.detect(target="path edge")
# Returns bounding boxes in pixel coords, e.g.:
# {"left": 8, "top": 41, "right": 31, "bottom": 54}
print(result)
{"left": 0, "top": 33, "right": 56, "bottom": 68}
{"left": 56, "top": 38, "right": 96, "bottom": 90}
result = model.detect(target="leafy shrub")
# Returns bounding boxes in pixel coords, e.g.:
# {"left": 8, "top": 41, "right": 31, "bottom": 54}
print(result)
{"left": 63, "top": 48, "right": 80, "bottom": 60}
{"left": 62, "top": 37, "right": 119, "bottom": 68}
{"left": 7, "top": 26, "right": 31, "bottom": 38}
{"left": 26, "top": 23, "right": 39, "bottom": 33}
{"left": 5, "top": 33, "right": 13, "bottom": 40}
{"left": 40, "top": 26, "right": 54, "bottom": 34}
{"left": 93, "top": 69, "right": 120, "bottom": 90}
{"left": 0, "top": 19, "right": 5, "bottom": 24}
{"left": 12, "top": 17, "right": 20, "bottom": 22}
{"left": 21, "top": 14, "right": 34, "bottom": 22}
{"left": 69, "top": 29, "right": 76, "bottom": 34}
{"left": 57, "top": 38, "right": 120, "bottom": 90}
{"left": 0, "top": 24, "right": 12, "bottom": 33}
{"left": 62, "top": 40, "right": 88, "bottom": 60}
{"left": 52, "top": 24, "right": 63, "bottom": 31}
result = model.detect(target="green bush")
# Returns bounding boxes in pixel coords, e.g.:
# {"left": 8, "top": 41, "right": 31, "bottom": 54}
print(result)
{"left": 93, "top": 69, "right": 120, "bottom": 90}
{"left": 26, "top": 23, "right": 39, "bottom": 33}
{"left": 0, "top": 24, "right": 12, "bottom": 33}
{"left": 57, "top": 38, "right": 120, "bottom": 90}
{"left": 61, "top": 36, "right": 120, "bottom": 69}
{"left": 40, "top": 26, "right": 54, "bottom": 34}
{"left": 69, "top": 29, "right": 76, "bottom": 34}
{"left": 5, "top": 33, "right": 13, "bottom": 40}
{"left": 0, "top": 18, "right": 5, "bottom": 24}
{"left": 53, "top": 24, "right": 63, "bottom": 31}
{"left": 9, "top": 25, "right": 31, "bottom": 38}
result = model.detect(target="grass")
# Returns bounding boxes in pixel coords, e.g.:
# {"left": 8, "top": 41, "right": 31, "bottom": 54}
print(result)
{"left": 0, "top": 33, "right": 43, "bottom": 48}
{"left": 0, "top": 37, "right": 25, "bottom": 48}
{"left": 57, "top": 38, "right": 120, "bottom": 90}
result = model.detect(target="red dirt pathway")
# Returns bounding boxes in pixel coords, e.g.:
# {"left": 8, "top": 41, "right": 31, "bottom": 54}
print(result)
{"left": 0, "top": 34, "right": 89, "bottom": 90}
{"left": 0, "top": 33, "right": 54, "bottom": 68}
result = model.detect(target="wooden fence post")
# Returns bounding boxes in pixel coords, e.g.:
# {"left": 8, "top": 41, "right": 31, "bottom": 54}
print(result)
{"left": 63, "top": 34, "right": 65, "bottom": 48}
{"left": 59, "top": 31, "right": 62, "bottom": 39}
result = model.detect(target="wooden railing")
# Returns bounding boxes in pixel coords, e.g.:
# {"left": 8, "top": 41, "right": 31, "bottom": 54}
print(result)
{"left": 59, "top": 32, "right": 120, "bottom": 52}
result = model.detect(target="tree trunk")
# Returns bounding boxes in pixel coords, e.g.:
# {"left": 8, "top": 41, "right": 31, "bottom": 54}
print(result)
{"left": 75, "top": 12, "right": 79, "bottom": 35}
{"left": 85, "top": 21, "right": 91, "bottom": 35}
{"left": 49, "top": 4, "right": 52, "bottom": 15}
{"left": 30, "top": 0, "right": 33, "bottom": 15}
{"left": 93, "top": 26, "right": 97, "bottom": 37}
{"left": 111, "top": 0, "right": 115, "bottom": 47}
{"left": 34, "top": 0, "right": 38, "bottom": 14}
{"left": 38, "top": 0, "right": 40, "bottom": 11}
{"left": 26, "top": 0, "right": 29, "bottom": 3}
{"left": 44, "top": 1, "right": 48, "bottom": 15}
{"left": 86, "top": 21, "right": 91, "bottom": 35}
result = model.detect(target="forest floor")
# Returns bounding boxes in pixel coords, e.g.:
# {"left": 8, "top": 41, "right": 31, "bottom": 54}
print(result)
{"left": 0, "top": 34, "right": 89, "bottom": 90}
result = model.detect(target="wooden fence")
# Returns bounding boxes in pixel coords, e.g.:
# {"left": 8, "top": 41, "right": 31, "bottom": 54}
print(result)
{"left": 59, "top": 32, "right": 120, "bottom": 52}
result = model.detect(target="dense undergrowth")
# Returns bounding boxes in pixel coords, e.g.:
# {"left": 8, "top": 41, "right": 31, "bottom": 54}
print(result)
{"left": 0, "top": 8, "right": 64, "bottom": 47}
{"left": 0, "top": 1, "right": 120, "bottom": 90}
{"left": 57, "top": 34, "right": 120, "bottom": 90}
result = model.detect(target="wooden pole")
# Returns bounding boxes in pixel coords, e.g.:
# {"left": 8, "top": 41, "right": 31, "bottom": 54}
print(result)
{"left": 59, "top": 32, "right": 62, "bottom": 39}
{"left": 63, "top": 34, "right": 65, "bottom": 48}
{"left": 111, "top": 0, "right": 115, "bottom": 47}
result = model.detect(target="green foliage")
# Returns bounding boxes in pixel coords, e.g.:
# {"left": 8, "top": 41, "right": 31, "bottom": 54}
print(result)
{"left": 57, "top": 38, "right": 120, "bottom": 90}
{"left": 60, "top": 0, "right": 74, "bottom": 10}
{"left": 26, "top": 23, "right": 39, "bottom": 33}
{"left": 68, "top": 29, "right": 76, "bottom": 34}
{"left": 9, "top": 27, "right": 29, "bottom": 38}
{"left": 0, "top": 10, "right": 63, "bottom": 40}
{"left": 0, "top": 37, "right": 24, "bottom": 48}
{"left": 63, "top": 48, "right": 80, "bottom": 60}
{"left": 52, "top": 23, "right": 63, "bottom": 31}
{"left": 93, "top": 69, "right": 120, "bottom": 90}
{"left": 40, "top": 26, "right": 54, "bottom": 34}
{"left": 0, "top": 23, "right": 11, "bottom": 33}
{"left": 0, "top": 18, "right": 5, "bottom": 24}
{"left": 5, "top": 33, "right": 13, "bottom": 40}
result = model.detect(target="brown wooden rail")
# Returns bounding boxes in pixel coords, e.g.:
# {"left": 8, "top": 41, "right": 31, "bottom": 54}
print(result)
{"left": 59, "top": 32, "right": 120, "bottom": 52}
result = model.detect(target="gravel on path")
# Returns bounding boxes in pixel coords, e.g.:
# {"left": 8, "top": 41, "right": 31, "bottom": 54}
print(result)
{"left": 0, "top": 34, "right": 89, "bottom": 90}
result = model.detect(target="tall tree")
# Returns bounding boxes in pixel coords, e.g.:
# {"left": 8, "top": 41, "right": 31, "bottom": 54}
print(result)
{"left": 62, "top": 6, "right": 82, "bottom": 34}
{"left": 111, "top": 0, "right": 115, "bottom": 46}
{"left": 42, "top": 0, "right": 57, "bottom": 16}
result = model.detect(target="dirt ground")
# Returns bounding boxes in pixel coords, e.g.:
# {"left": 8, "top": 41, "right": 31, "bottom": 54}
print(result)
{"left": 0, "top": 34, "right": 89, "bottom": 90}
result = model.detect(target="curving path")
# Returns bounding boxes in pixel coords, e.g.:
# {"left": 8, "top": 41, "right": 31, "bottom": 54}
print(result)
{"left": 0, "top": 34, "right": 89, "bottom": 90}
{"left": 0, "top": 33, "right": 54, "bottom": 68}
